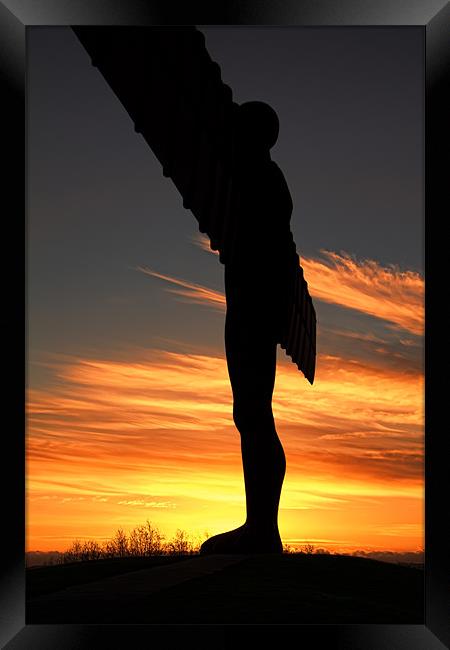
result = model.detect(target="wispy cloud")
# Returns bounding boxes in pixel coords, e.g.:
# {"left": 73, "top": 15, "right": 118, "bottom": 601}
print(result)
{"left": 189, "top": 239, "right": 424, "bottom": 335}
{"left": 28, "top": 349, "right": 423, "bottom": 488}
{"left": 117, "top": 499, "right": 176, "bottom": 508}
{"left": 302, "top": 251, "right": 424, "bottom": 335}
{"left": 190, "top": 232, "right": 219, "bottom": 255}
{"left": 136, "top": 248, "right": 423, "bottom": 378}
{"left": 136, "top": 265, "right": 225, "bottom": 311}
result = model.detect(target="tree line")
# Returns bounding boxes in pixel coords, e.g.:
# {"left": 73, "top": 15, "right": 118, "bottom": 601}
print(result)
{"left": 39, "top": 521, "right": 321, "bottom": 564}
{"left": 60, "top": 521, "right": 205, "bottom": 563}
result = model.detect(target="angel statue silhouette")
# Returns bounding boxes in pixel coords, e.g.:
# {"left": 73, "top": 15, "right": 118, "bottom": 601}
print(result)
{"left": 73, "top": 26, "right": 316, "bottom": 555}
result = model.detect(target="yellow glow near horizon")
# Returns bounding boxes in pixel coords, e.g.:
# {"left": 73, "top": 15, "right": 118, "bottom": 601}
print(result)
{"left": 27, "top": 347, "right": 423, "bottom": 554}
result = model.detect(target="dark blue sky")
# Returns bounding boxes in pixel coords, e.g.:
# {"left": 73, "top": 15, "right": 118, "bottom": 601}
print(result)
{"left": 28, "top": 26, "right": 423, "bottom": 385}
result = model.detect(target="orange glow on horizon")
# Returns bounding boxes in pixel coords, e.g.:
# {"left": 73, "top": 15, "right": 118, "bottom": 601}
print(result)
{"left": 27, "top": 348, "right": 423, "bottom": 554}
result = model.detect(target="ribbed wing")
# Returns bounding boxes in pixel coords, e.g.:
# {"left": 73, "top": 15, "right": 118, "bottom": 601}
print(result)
{"left": 73, "top": 26, "right": 236, "bottom": 258}
{"left": 72, "top": 26, "right": 316, "bottom": 383}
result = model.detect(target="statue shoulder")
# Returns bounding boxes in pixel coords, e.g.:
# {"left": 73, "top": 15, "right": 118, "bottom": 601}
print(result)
{"left": 267, "top": 161, "right": 293, "bottom": 218}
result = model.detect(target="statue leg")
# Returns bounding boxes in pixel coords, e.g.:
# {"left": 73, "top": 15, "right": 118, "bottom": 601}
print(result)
{"left": 200, "top": 295, "right": 286, "bottom": 555}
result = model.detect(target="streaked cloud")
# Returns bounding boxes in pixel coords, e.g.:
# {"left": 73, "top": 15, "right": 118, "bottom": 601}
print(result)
{"left": 301, "top": 251, "right": 424, "bottom": 335}
{"left": 117, "top": 499, "right": 176, "bottom": 508}
{"left": 190, "top": 232, "right": 219, "bottom": 256}
{"left": 28, "top": 350, "right": 423, "bottom": 472}
{"left": 27, "top": 347, "right": 423, "bottom": 552}
{"left": 137, "top": 265, "right": 225, "bottom": 310}
{"left": 189, "top": 239, "right": 424, "bottom": 335}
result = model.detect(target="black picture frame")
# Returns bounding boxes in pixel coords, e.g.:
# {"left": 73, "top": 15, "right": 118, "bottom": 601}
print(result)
{"left": 2, "top": 1, "right": 449, "bottom": 648}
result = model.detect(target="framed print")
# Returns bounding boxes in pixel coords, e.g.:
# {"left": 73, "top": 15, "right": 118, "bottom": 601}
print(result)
{"left": 1, "top": 1, "right": 449, "bottom": 648}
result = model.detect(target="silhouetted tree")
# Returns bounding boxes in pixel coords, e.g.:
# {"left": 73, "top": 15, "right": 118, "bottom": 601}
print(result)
{"left": 63, "top": 539, "right": 83, "bottom": 563}
{"left": 62, "top": 522, "right": 215, "bottom": 561}
{"left": 165, "top": 529, "right": 193, "bottom": 555}
{"left": 110, "top": 528, "right": 129, "bottom": 558}
{"left": 128, "top": 520, "right": 165, "bottom": 556}
{"left": 80, "top": 540, "right": 102, "bottom": 561}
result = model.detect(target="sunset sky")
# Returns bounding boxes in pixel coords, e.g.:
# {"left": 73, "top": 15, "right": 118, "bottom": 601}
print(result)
{"left": 27, "top": 26, "right": 424, "bottom": 554}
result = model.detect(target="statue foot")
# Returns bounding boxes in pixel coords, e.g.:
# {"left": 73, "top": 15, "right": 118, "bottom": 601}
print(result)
{"left": 199, "top": 523, "right": 283, "bottom": 555}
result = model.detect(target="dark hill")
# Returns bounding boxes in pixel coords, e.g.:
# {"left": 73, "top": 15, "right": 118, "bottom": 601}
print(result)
{"left": 26, "top": 552, "right": 423, "bottom": 624}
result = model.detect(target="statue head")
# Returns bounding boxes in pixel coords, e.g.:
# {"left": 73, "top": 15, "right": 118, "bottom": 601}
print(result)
{"left": 235, "top": 101, "right": 279, "bottom": 151}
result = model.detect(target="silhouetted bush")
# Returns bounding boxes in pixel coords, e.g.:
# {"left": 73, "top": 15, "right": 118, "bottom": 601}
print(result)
{"left": 128, "top": 521, "right": 165, "bottom": 556}
{"left": 61, "top": 521, "right": 205, "bottom": 563}
{"left": 63, "top": 539, "right": 83, "bottom": 563}
{"left": 164, "top": 529, "right": 194, "bottom": 555}
{"left": 110, "top": 528, "right": 129, "bottom": 558}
